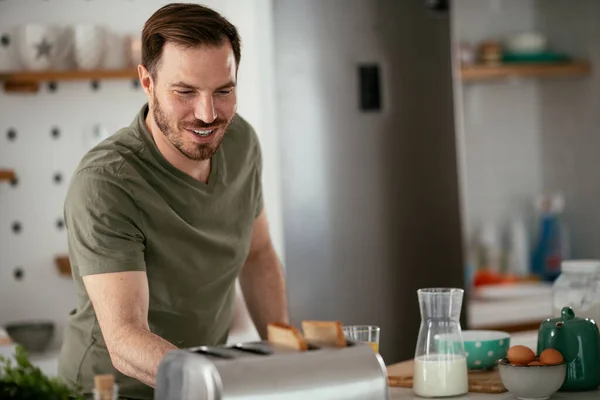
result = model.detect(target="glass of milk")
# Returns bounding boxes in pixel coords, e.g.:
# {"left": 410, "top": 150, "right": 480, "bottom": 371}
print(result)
{"left": 413, "top": 288, "right": 468, "bottom": 398}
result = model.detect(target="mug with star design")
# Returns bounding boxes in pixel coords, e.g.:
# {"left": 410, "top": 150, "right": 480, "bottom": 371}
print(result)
{"left": 16, "top": 24, "right": 61, "bottom": 71}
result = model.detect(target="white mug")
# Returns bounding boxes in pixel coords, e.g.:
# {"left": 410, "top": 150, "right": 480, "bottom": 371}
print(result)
{"left": 16, "top": 24, "right": 61, "bottom": 71}
{"left": 72, "top": 24, "right": 105, "bottom": 70}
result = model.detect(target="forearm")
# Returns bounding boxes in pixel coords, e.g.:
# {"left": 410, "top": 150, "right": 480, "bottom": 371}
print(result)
{"left": 240, "top": 248, "right": 288, "bottom": 339}
{"left": 109, "top": 325, "right": 178, "bottom": 387}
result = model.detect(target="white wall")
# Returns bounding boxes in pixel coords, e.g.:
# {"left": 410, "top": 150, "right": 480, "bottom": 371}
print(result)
{"left": 0, "top": 0, "right": 278, "bottom": 347}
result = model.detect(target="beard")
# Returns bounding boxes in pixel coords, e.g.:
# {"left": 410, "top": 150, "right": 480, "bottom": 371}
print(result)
{"left": 152, "top": 94, "right": 228, "bottom": 161}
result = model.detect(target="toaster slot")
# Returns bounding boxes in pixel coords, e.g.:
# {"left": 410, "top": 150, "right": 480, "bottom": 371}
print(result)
{"left": 192, "top": 346, "right": 235, "bottom": 359}
{"left": 230, "top": 343, "right": 272, "bottom": 355}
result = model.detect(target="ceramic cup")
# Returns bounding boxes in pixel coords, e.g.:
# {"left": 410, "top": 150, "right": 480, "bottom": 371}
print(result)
{"left": 16, "top": 24, "right": 73, "bottom": 71}
{"left": 16, "top": 24, "right": 60, "bottom": 70}
{"left": 72, "top": 24, "right": 105, "bottom": 70}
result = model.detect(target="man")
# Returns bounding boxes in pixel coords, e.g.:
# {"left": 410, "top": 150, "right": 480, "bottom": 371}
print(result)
{"left": 57, "top": 3, "right": 288, "bottom": 399}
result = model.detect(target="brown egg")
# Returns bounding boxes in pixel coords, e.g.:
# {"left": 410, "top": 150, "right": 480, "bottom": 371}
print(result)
{"left": 507, "top": 345, "right": 536, "bottom": 365}
{"left": 540, "top": 348, "right": 564, "bottom": 365}
{"left": 528, "top": 361, "right": 543, "bottom": 366}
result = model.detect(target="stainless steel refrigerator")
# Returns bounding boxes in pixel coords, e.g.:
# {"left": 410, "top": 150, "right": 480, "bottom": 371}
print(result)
{"left": 273, "top": 0, "right": 466, "bottom": 365}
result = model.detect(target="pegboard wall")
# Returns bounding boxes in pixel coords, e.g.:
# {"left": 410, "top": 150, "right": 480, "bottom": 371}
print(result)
{"left": 0, "top": 0, "right": 282, "bottom": 350}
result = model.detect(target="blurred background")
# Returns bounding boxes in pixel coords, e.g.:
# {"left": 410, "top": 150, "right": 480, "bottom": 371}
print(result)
{"left": 1, "top": 0, "right": 599, "bottom": 377}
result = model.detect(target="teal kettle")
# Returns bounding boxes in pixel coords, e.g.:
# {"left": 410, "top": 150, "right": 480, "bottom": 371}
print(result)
{"left": 537, "top": 307, "right": 600, "bottom": 391}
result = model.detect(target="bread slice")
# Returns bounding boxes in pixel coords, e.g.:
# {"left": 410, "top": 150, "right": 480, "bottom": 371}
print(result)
{"left": 301, "top": 320, "right": 346, "bottom": 348}
{"left": 267, "top": 322, "right": 308, "bottom": 351}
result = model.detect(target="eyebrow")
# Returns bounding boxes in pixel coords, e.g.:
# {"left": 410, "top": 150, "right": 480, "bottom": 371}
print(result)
{"left": 169, "top": 80, "right": 237, "bottom": 90}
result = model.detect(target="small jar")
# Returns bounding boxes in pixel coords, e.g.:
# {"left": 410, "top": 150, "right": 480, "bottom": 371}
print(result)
{"left": 93, "top": 384, "right": 119, "bottom": 400}
{"left": 552, "top": 260, "right": 600, "bottom": 323}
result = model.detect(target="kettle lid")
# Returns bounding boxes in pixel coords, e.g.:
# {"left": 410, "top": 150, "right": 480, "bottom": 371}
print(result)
{"left": 545, "top": 307, "right": 597, "bottom": 327}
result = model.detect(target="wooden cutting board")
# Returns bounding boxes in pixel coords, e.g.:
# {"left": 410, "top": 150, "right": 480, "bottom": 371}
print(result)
{"left": 387, "top": 359, "right": 506, "bottom": 394}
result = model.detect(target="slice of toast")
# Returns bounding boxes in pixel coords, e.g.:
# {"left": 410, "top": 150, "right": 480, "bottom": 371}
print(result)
{"left": 267, "top": 322, "right": 308, "bottom": 351}
{"left": 301, "top": 320, "right": 346, "bottom": 348}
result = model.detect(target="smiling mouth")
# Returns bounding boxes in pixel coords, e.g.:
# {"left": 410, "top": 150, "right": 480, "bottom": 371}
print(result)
{"left": 186, "top": 128, "right": 217, "bottom": 138}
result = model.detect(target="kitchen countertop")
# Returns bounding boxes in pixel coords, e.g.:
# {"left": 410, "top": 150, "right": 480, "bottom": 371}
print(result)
{"left": 385, "top": 326, "right": 599, "bottom": 400}
{"left": 389, "top": 387, "right": 600, "bottom": 399}
{"left": 386, "top": 355, "right": 599, "bottom": 399}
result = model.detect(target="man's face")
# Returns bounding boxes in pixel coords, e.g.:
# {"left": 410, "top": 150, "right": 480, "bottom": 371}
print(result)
{"left": 149, "top": 41, "right": 237, "bottom": 161}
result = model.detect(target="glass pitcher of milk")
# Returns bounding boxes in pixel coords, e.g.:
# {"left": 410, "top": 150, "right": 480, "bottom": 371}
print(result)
{"left": 413, "top": 288, "right": 468, "bottom": 398}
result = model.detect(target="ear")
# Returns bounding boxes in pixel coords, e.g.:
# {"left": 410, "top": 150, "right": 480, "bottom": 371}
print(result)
{"left": 138, "top": 64, "right": 154, "bottom": 98}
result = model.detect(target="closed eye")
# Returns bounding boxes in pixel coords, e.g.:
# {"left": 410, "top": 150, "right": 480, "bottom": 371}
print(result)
{"left": 216, "top": 88, "right": 234, "bottom": 95}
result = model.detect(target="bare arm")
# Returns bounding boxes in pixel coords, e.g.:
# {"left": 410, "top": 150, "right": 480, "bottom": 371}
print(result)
{"left": 82, "top": 271, "right": 177, "bottom": 387}
{"left": 239, "top": 209, "right": 289, "bottom": 339}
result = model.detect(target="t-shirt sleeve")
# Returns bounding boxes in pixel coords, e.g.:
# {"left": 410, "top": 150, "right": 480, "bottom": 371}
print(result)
{"left": 252, "top": 132, "right": 264, "bottom": 219}
{"left": 64, "top": 167, "right": 146, "bottom": 277}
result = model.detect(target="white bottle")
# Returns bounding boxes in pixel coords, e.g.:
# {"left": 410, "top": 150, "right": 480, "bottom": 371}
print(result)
{"left": 508, "top": 218, "right": 530, "bottom": 276}
{"left": 478, "top": 222, "right": 502, "bottom": 273}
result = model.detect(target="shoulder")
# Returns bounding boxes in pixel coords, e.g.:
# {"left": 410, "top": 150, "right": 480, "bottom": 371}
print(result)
{"left": 75, "top": 127, "right": 145, "bottom": 175}
{"left": 222, "top": 113, "right": 261, "bottom": 164}
{"left": 66, "top": 127, "right": 145, "bottom": 206}
{"left": 228, "top": 114, "right": 259, "bottom": 141}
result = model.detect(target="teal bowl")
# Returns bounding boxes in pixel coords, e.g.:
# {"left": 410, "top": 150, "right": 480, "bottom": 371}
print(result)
{"left": 435, "top": 330, "right": 510, "bottom": 370}
{"left": 463, "top": 330, "right": 510, "bottom": 370}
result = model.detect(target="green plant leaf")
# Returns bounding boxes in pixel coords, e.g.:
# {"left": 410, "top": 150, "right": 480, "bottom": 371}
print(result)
{"left": 0, "top": 345, "right": 85, "bottom": 399}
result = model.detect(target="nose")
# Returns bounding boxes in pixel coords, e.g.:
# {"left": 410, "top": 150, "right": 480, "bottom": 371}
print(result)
{"left": 194, "top": 93, "right": 217, "bottom": 124}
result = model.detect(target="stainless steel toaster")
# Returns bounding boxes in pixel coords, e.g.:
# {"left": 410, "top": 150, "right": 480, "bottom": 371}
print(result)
{"left": 154, "top": 340, "right": 389, "bottom": 399}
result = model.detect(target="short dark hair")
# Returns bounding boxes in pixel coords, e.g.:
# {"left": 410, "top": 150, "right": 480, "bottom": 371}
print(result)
{"left": 141, "top": 3, "right": 242, "bottom": 79}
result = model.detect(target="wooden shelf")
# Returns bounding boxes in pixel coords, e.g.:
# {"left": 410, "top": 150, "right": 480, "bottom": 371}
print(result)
{"left": 0, "top": 68, "right": 139, "bottom": 93}
{"left": 0, "top": 169, "right": 16, "bottom": 182}
{"left": 460, "top": 61, "right": 592, "bottom": 81}
{"left": 55, "top": 255, "right": 72, "bottom": 277}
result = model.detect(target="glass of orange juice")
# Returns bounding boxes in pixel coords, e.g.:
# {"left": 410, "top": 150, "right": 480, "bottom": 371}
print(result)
{"left": 343, "top": 325, "right": 380, "bottom": 353}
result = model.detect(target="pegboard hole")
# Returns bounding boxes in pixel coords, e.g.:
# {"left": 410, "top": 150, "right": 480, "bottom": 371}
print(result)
{"left": 9, "top": 177, "right": 18, "bottom": 187}
{"left": 53, "top": 172, "right": 63, "bottom": 184}
{"left": 1, "top": 34, "right": 10, "bottom": 47}
{"left": 6, "top": 128, "right": 17, "bottom": 141}
{"left": 91, "top": 80, "right": 100, "bottom": 91}
{"left": 48, "top": 82, "right": 58, "bottom": 92}
{"left": 56, "top": 218, "right": 65, "bottom": 230}
{"left": 13, "top": 267, "right": 24, "bottom": 281}
{"left": 12, "top": 221, "right": 22, "bottom": 234}
{"left": 51, "top": 127, "right": 61, "bottom": 139}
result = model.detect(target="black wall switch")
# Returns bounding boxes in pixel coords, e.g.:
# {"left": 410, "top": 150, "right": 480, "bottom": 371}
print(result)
{"left": 358, "top": 64, "right": 381, "bottom": 112}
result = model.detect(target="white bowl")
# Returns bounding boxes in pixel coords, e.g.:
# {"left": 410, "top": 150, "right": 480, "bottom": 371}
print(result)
{"left": 505, "top": 32, "right": 547, "bottom": 54}
{"left": 498, "top": 358, "right": 566, "bottom": 400}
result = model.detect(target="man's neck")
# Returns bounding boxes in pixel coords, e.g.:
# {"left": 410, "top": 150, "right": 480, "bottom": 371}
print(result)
{"left": 145, "top": 111, "right": 211, "bottom": 183}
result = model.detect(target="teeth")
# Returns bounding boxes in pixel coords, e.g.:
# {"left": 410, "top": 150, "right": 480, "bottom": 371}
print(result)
{"left": 192, "top": 129, "right": 213, "bottom": 137}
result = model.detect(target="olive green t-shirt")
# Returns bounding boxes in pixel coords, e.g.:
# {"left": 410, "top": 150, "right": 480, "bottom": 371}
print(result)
{"left": 57, "top": 104, "right": 263, "bottom": 399}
